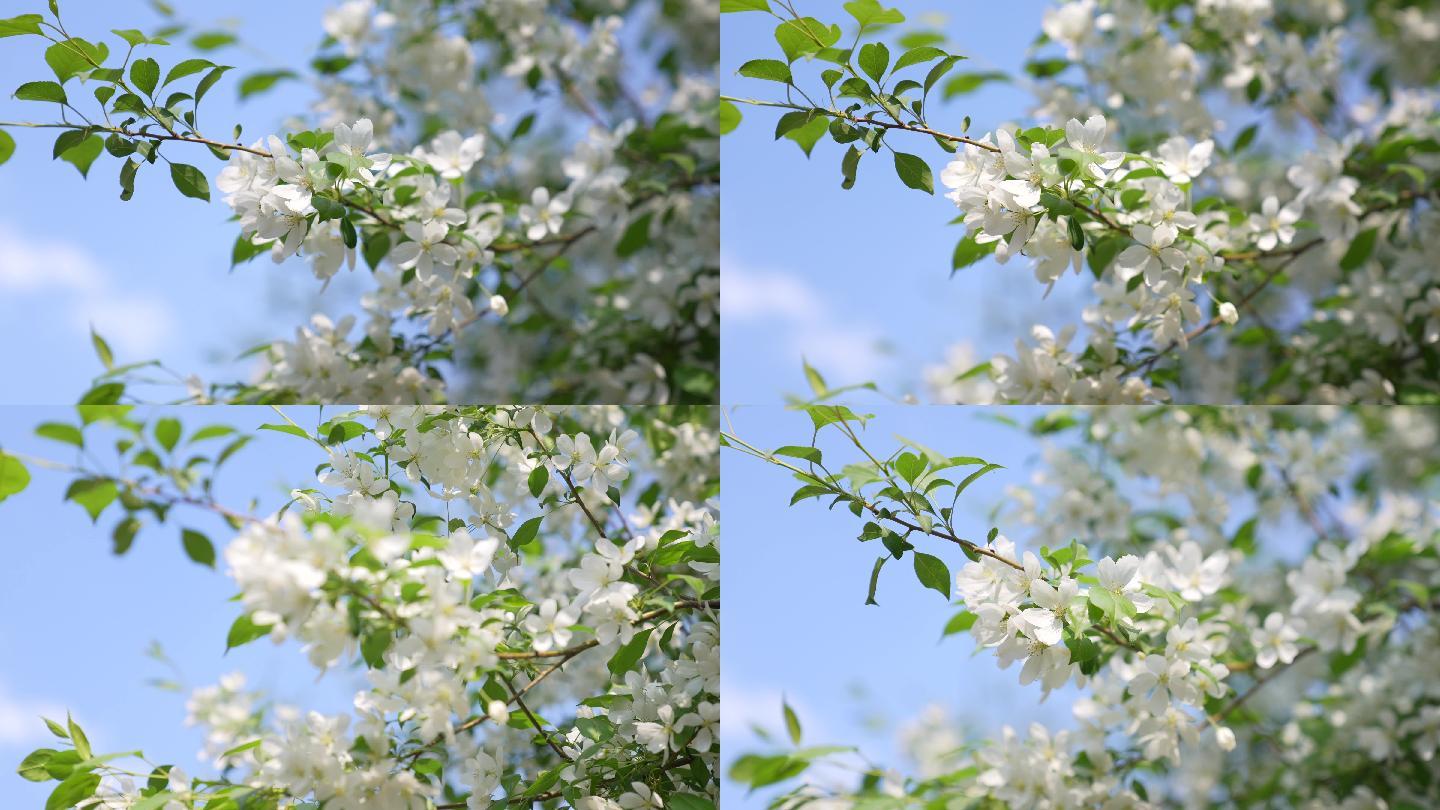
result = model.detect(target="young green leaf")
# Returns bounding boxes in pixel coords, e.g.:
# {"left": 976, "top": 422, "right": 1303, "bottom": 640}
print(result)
{"left": 14, "top": 80, "right": 67, "bottom": 104}
{"left": 181, "top": 528, "right": 216, "bottom": 568}
{"left": 913, "top": 552, "right": 951, "bottom": 598}
{"left": 857, "top": 42, "right": 890, "bottom": 83}
{"left": 131, "top": 57, "right": 160, "bottom": 96}
{"left": 168, "top": 162, "right": 210, "bottom": 201}
{"left": 737, "top": 59, "right": 792, "bottom": 84}
{"left": 0, "top": 452, "right": 30, "bottom": 503}
{"left": 892, "top": 151, "right": 933, "bottom": 194}
{"left": 782, "top": 699, "right": 802, "bottom": 745}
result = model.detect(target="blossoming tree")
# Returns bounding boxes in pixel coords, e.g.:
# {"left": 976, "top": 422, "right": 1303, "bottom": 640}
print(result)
{"left": 0, "top": 405, "right": 720, "bottom": 809}
{"left": 0, "top": 0, "right": 718, "bottom": 404}
{"left": 724, "top": 402, "right": 1440, "bottom": 807}
{"left": 722, "top": 0, "right": 1439, "bottom": 404}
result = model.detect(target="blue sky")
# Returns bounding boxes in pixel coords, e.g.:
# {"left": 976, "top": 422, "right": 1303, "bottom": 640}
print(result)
{"left": 720, "top": 405, "right": 1081, "bottom": 809}
{"left": 0, "top": 0, "right": 343, "bottom": 403}
{"left": 0, "top": 405, "right": 363, "bottom": 805}
{"left": 720, "top": 0, "right": 1090, "bottom": 405}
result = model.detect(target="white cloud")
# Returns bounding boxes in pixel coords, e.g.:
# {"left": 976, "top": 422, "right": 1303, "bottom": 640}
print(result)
{"left": 0, "top": 681, "right": 64, "bottom": 748}
{"left": 722, "top": 256, "right": 885, "bottom": 382}
{"left": 0, "top": 223, "right": 175, "bottom": 356}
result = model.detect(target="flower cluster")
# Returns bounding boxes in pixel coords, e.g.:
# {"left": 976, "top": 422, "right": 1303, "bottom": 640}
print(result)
{"left": 18, "top": 405, "right": 720, "bottom": 809}
{"left": 728, "top": 405, "right": 1440, "bottom": 808}
{"left": 726, "top": 0, "right": 1439, "bottom": 404}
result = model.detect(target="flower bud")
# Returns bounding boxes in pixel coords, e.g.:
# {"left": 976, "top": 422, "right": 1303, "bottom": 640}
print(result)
{"left": 490, "top": 295, "right": 509, "bottom": 317}
{"left": 1215, "top": 726, "right": 1236, "bottom": 751}
{"left": 487, "top": 699, "right": 510, "bottom": 724}
{"left": 1219, "top": 301, "right": 1238, "bottom": 325}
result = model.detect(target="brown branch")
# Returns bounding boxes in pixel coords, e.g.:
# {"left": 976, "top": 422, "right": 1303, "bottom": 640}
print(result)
{"left": 502, "top": 673, "right": 572, "bottom": 762}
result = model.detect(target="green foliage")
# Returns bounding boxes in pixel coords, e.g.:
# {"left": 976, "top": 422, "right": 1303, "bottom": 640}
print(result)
{"left": 913, "top": 551, "right": 951, "bottom": 598}
{"left": 168, "top": 162, "right": 210, "bottom": 201}
{"left": 892, "top": 151, "right": 933, "bottom": 193}
{"left": 237, "top": 69, "right": 296, "bottom": 99}
{"left": 0, "top": 452, "right": 30, "bottom": 503}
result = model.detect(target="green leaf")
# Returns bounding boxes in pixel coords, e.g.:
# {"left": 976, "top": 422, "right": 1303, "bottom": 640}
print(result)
{"left": 1339, "top": 227, "right": 1377, "bottom": 272}
{"left": 941, "top": 71, "right": 1008, "bottom": 99}
{"left": 193, "top": 65, "right": 233, "bottom": 105}
{"left": 783, "top": 115, "right": 829, "bottom": 157}
{"left": 65, "top": 716, "right": 90, "bottom": 761}
{"left": 1232, "top": 123, "right": 1258, "bottom": 153}
{"left": 65, "top": 478, "right": 116, "bottom": 522}
{"left": 864, "top": 555, "right": 887, "bottom": 605}
{"left": 118, "top": 158, "right": 138, "bottom": 201}
{"left": 607, "top": 626, "right": 655, "bottom": 675}
{"left": 913, "top": 552, "right": 951, "bottom": 598}
{"left": 509, "top": 515, "right": 542, "bottom": 551}
{"left": 774, "top": 18, "right": 840, "bottom": 62}
{"left": 1067, "top": 215, "right": 1085, "bottom": 251}
{"left": 952, "top": 232, "right": 997, "bottom": 272}
{"left": 894, "top": 45, "right": 946, "bottom": 72}
{"left": 111, "top": 28, "right": 157, "bottom": 47}
{"left": 1025, "top": 57, "right": 1069, "bottom": 78}
{"left": 1088, "top": 586, "right": 1117, "bottom": 619}
{"left": 44, "top": 39, "right": 107, "bottom": 84}
{"left": 237, "top": 69, "right": 295, "bottom": 99}
{"left": 782, "top": 699, "right": 802, "bottom": 745}
{"left": 130, "top": 57, "right": 160, "bottom": 96}
{"left": 258, "top": 423, "right": 311, "bottom": 440}
{"left": 773, "top": 445, "right": 821, "bottom": 464}
{"left": 225, "top": 614, "right": 271, "bottom": 650}
{"left": 0, "top": 15, "right": 45, "bottom": 38}
{"left": 57, "top": 134, "right": 102, "bottom": 178}
{"left": 955, "top": 462, "right": 1002, "bottom": 494}
{"left": 720, "top": 0, "right": 770, "bottom": 10}
{"left": 844, "top": 0, "right": 905, "bottom": 27}
{"left": 90, "top": 327, "right": 114, "bottom": 370}
{"left": 154, "top": 417, "right": 181, "bottom": 452}
{"left": 45, "top": 769, "right": 99, "bottom": 810}
{"left": 360, "top": 630, "right": 391, "bottom": 668}
{"left": 35, "top": 422, "right": 83, "bottom": 447}
{"left": 942, "top": 609, "right": 977, "bottom": 636}
{"left": 181, "top": 528, "right": 215, "bottom": 568}
{"left": 773, "top": 109, "right": 815, "bottom": 139}
{"left": 667, "top": 795, "right": 717, "bottom": 810}
{"left": 0, "top": 129, "right": 14, "bottom": 166}
{"left": 14, "top": 80, "right": 67, "bottom": 104}
{"left": 737, "top": 59, "right": 792, "bottom": 84}
{"left": 190, "top": 31, "right": 237, "bottom": 51}
{"left": 0, "top": 453, "right": 30, "bottom": 503}
{"left": 892, "top": 151, "right": 933, "bottom": 193}
{"left": 857, "top": 42, "right": 889, "bottom": 83}
{"left": 923, "top": 54, "right": 963, "bottom": 97}
{"left": 52, "top": 128, "right": 91, "bottom": 160}
{"left": 527, "top": 466, "right": 548, "bottom": 498}
{"left": 1231, "top": 516, "right": 1258, "bottom": 556}
{"left": 17, "top": 748, "right": 55, "bottom": 781}
{"left": 718, "top": 100, "right": 741, "bottom": 135}
{"left": 840, "top": 145, "right": 861, "bottom": 189}
{"left": 168, "top": 162, "right": 210, "bottom": 201}
{"left": 112, "top": 517, "right": 139, "bottom": 555}
{"left": 163, "top": 58, "right": 213, "bottom": 85}
{"left": 615, "top": 212, "right": 653, "bottom": 257}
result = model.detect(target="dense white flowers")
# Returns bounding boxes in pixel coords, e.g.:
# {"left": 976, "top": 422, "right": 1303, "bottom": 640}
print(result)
{"left": 48, "top": 406, "right": 720, "bottom": 808}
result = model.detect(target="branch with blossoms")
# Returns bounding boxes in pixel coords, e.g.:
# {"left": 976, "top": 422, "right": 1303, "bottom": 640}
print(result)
{"left": 5, "top": 404, "right": 720, "bottom": 810}
{"left": 2, "top": 0, "right": 720, "bottom": 405}
{"left": 723, "top": 405, "right": 1440, "bottom": 807}
{"left": 723, "top": 0, "right": 1440, "bottom": 404}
